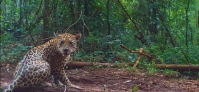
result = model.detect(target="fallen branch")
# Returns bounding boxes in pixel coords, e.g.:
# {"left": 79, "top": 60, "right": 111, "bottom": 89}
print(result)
{"left": 120, "top": 45, "right": 153, "bottom": 60}
{"left": 120, "top": 45, "right": 155, "bottom": 67}
{"left": 133, "top": 48, "right": 144, "bottom": 67}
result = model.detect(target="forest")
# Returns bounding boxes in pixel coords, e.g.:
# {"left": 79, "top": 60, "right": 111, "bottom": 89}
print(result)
{"left": 1, "top": 0, "right": 199, "bottom": 92}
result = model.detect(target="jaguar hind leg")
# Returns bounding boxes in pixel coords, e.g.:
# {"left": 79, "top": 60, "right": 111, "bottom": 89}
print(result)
{"left": 4, "top": 62, "right": 50, "bottom": 92}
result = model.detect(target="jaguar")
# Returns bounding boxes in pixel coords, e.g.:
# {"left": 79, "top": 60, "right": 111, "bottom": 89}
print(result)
{"left": 4, "top": 33, "right": 82, "bottom": 92}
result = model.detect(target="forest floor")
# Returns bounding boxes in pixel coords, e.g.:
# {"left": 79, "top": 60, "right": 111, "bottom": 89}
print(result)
{"left": 1, "top": 64, "right": 199, "bottom": 92}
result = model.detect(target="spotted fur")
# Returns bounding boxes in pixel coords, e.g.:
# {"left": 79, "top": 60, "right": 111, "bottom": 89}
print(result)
{"left": 4, "top": 33, "right": 81, "bottom": 92}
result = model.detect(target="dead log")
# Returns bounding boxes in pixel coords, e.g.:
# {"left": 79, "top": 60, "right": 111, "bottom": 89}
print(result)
{"left": 155, "top": 64, "right": 199, "bottom": 72}
{"left": 67, "top": 62, "right": 133, "bottom": 68}
{"left": 67, "top": 62, "right": 199, "bottom": 72}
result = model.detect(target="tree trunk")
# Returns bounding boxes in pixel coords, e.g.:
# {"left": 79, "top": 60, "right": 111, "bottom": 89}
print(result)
{"left": 185, "top": 0, "right": 190, "bottom": 49}
{"left": 77, "top": 0, "right": 81, "bottom": 11}
{"left": 198, "top": 11, "right": 199, "bottom": 27}
{"left": 107, "top": 0, "right": 110, "bottom": 35}
{"left": 0, "top": 1, "right": 1, "bottom": 33}
{"left": 84, "top": 0, "right": 89, "bottom": 16}
{"left": 18, "top": 0, "right": 23, "bottom": 28}
{"left": 43, "top": 0, "right": 50, "bottom": 42}
{"left": 82, "top": 0, "right": 89, "bottom": 36}
{"left": 69, "top": 0, "right": 75, "bottom": 25}
{"left": 185, "top": 0, "right": 190, "bottom": 63}
{"left": 148, "top": 0, "right": 158, "bottom": 35}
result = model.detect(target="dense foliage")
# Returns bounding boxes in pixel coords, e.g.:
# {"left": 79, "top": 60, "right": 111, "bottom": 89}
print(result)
{"left": 1, "top": 0, "right": 199, "bottom": 65}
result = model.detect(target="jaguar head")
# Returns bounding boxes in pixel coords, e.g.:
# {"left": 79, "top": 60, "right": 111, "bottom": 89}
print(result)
{"left": 57, "top": 33, "right": 81, "bottom": 56}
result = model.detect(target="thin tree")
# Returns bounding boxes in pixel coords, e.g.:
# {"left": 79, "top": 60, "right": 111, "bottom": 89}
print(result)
{"left": 107, "top": 0, "right": 110, "bottom": 35}
{"left": 43, "top": 0, "right": 50, "bottom": 42}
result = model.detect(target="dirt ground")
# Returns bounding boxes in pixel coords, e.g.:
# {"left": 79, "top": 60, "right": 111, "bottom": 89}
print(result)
{"left": 1, "top": 64, "right": 199, "bottom": 92}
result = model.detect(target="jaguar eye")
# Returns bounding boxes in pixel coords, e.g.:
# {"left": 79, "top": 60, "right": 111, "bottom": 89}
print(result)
{"left": 69, "top": 41, "right": 73, "bottom": 44}
{"left": 59, "top": 40, "right": 64, "bottom": 46}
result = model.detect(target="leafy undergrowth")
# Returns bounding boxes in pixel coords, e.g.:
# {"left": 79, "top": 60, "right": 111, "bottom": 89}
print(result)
{"left": 1, "top": 64, "right": 199, "bottom": 92}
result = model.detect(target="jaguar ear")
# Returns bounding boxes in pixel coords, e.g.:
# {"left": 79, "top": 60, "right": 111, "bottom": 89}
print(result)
{"left": 75, "top": 33, "right": 81, "bottom": 41}
{"left": 54, "top": 32, "right": 58, "bottom": 37}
